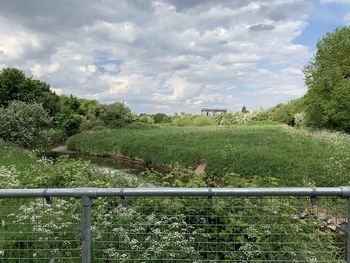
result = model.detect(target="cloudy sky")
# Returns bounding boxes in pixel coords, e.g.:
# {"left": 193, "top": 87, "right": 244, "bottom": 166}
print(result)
{"left": 0, "top": 0, "right": 349, "bottom": 114}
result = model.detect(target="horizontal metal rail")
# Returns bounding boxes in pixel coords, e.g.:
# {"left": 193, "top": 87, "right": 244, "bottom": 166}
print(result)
{"left": 1, "top": 186, "right": 350, "bottom": 198}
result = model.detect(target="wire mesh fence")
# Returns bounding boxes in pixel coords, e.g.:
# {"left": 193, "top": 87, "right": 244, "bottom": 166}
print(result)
{"left": 0, "top": 197, "right": 81, "bottom": 262}
{"left": 0, "top": 188, "right": 349, "bottom": 262}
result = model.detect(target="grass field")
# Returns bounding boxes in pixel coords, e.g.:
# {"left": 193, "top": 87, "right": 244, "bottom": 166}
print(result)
{"left": 67, "top": 124, "right": 350, "bottom": 187}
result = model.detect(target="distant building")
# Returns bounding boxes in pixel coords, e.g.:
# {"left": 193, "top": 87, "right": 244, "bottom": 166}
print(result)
{"left": 201, "top": 108, "right": 227, "bottom": 116}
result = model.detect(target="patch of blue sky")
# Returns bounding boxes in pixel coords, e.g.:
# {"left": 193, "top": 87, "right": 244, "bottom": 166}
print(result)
{"left": 294, "top": 0, "right": 350, "bottom": 51}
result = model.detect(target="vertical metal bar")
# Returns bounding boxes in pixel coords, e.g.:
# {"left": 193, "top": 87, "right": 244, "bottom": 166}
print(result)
{"left": 81, "top": 195, "right": 92, "bottom": 263}
{"left": 347, "top": 197, "right": 350, "bottom": 263}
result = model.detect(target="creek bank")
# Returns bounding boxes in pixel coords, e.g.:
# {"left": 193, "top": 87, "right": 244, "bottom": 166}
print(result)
{"left": 51, "top": 145, "right": 172, "bottom": 173}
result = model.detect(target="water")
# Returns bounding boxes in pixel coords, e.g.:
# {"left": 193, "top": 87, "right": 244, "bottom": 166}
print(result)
{"left": 41, "top": 151, "right": 145, "bottom": 182}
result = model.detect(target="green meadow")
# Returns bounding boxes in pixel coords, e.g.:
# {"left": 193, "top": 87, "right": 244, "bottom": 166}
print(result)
{"left": 67, "top": 124, "right": 350, "bottom": 187}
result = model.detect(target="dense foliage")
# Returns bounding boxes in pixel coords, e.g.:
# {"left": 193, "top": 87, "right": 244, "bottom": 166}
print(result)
{"left": 0, "top": 67, "right": 59, "bottom": 115}
{"left": 0, "top": 101, "right": 52, "bottom": 147}
{"left": 153, "top": 112, "right": 171, "bottom": 123}
{"left": 304, "top": 26, "right": 350, "bottom": 131}
{"left": 267, "top": 97, "right": 306, "bottom": 127}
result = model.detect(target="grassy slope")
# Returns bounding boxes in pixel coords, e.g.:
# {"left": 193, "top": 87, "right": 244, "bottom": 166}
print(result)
{"left": 0, "top": 140, "right": 37, "bottom": 169}
{"left": 67, "top": 124, "right": 350, "bottom": 187}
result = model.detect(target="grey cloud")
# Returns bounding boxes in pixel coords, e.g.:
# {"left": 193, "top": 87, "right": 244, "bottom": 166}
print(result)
{"left": 249, "top": 24, "right": 275, "bottom": 31}
{"left": 0, "top": 0, "right": 154, "bottom": 34}
{"left": 162, "top": 0, "right": 253, "bottom": 12}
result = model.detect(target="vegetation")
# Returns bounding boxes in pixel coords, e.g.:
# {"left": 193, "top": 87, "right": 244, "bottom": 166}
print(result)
{"left": 67, "top": 124, "right": 350, "bottom": 187}
{"left": 303, "top": 27, "right": 350, "bottom": 132}
{"left": 0, "top": 67, "right": 59, "bottom": 115}
{"left": 0, "top": 139, "right": 342, "bottom": 262}
{"left": 173, "top": 114, "right": 217, "bottom": 126}
{"left": 0, "top": 101, "right": 52, "bottom": 147}
{"left": 153, "top": 112, "right": 171, "bottom": 123}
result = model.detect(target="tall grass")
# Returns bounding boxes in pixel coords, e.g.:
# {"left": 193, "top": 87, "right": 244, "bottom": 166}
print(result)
{"left": 67, "top": 124, "right": 350, "bottom": 187}
{"left": 0, "top": 140, "right": 37, "bottom": 170}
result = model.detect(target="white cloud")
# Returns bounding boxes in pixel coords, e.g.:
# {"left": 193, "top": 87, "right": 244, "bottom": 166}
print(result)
{"left": 31, "top": 62, "right": 60, "bottom": 77}
{"left": 343, "top": 13, "right": 350, "bottom": 24}
{"left": 0, "top": 0, "right": 314, "bottom": 114}
{"left": 166, "top": 76, "right": 202, "bottom": 100}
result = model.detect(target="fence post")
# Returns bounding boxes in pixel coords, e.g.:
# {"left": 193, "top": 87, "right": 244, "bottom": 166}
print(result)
{"left": 81, "top": 195, "right": 92, "bottom": 263}
{"left": 347, "top": 198, "right": 350, "bottom": 263}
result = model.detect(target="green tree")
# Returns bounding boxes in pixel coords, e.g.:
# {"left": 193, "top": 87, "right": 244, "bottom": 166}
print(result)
{"left": 0, "top": 67, "right": 26, "bottom": 104}
{"left": 0, "top": 67, "right": 59, "bottom": 115}
{"left": 241, "top": 106, "right": 248, "bottom": 113}
{"left": 78, "top": 98, "right": 104, "bottom": 119}
{"left": 153, "top": 113, "right": 171, "bottom": 123}
{"left": 100, "top": 102, "right": 133, "bottom": 128}
{"left": 58, "top": 113, "right": 82, "bottom": 136}
{"left": 0, "top": 101, "right": 52, "bottom": 147}
{"left": 303, "top": 26, "right": 350, "bottom": 131}
{"left": 59, "top": 95, "right": 80, "bottom": 113}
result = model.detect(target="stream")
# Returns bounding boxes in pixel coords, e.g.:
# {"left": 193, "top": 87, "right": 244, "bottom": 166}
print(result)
{"left": 41, "top": 150, "right": 149, "bottom": 185}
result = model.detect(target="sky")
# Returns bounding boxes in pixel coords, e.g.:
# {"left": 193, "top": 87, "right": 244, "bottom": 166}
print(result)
{"left": 0, "top": 0, "right": 349, "bottom": 114}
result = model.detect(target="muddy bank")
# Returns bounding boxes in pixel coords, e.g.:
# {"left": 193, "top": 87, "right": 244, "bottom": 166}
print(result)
{"left": 51, "top": 145, "right": 172, "bottom": 173}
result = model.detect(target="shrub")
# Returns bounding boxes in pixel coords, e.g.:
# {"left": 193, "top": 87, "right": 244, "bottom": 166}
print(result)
{"left": 58, "top": 113, "right": 82, "bottom": 136}
{"left": 172, "top": 116, "right": 193, "bottom": 126}
{"left": 38, "top": 128, "right": 66, "bottom": 146}
{"left": 192, "top": 115, "right": 216, "bottom": 126}
{"left": 216, "top": 111, "right": 269, "bottom": 125}
{"left": 79, "top": 118, "right": 105, "bottom": 132}
{"left": 173, "top": 115, "right": 216, "bottom": 126}
{"left": 100, "top": 102, "right": 134, "bottom": 128}
{"left": 0, "top": 101, "right": 52, "bottom": 147}
{"left": 153, "top": 113, "right": 171, "bottom": 123}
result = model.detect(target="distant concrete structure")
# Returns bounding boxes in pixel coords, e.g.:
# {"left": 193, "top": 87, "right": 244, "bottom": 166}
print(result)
{"left": 201, "top": 108, "right": 227, "bottom": 116}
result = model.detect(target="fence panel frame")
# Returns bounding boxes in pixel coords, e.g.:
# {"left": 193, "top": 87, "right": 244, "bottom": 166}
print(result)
{"left": 1, "top": 186, "right": 350, "bottom": 262}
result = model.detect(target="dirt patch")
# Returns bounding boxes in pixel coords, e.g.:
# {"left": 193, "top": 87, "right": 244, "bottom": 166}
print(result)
{"left": 51, "top": 145, "right": 77, "bottom": 153}
{"left": 194, "top": 163, "right": 206, "bottom": 175}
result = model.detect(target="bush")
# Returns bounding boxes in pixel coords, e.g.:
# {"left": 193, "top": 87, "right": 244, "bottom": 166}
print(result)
{"left": 100, "top": 102, "right": 134, "bottom": 128}
{"left": 192, "top": 115, "right": 216, "bottom": 126}
{"left": 268, "top": 104, "right": 294, "bottom": 125}
{"left": 153, "top": 113, "right": 171, "bottom": 123}
{"left": 137, "top": 114, "right": 155, "bottom": 124}
{"left": 216, "top": 111, "right": 269, "bottom": 125}
{"left": 172, "top": 116, "right": 193, "bottom": 126}
{"left": 58, "top": 113, "right": 82, "bottom": 136}
{"left": 173, "top": 115, "right": 216, "bottom": 126}
{"left": 38, "top": 128, "right": 66, "bottom": 146}
{"left": 79, "top": 119, "right": 105, "bottom": 132}
{"left": 267, "top": 97, "right": 306, "bottom": 126}
{"left": 0, "top": 101, "right": 52, "bottom": 147}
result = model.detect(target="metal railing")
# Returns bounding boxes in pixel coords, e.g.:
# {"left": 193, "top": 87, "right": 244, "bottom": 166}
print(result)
{"left": 1, "top": 187, "right": 350, "bottom": 262}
